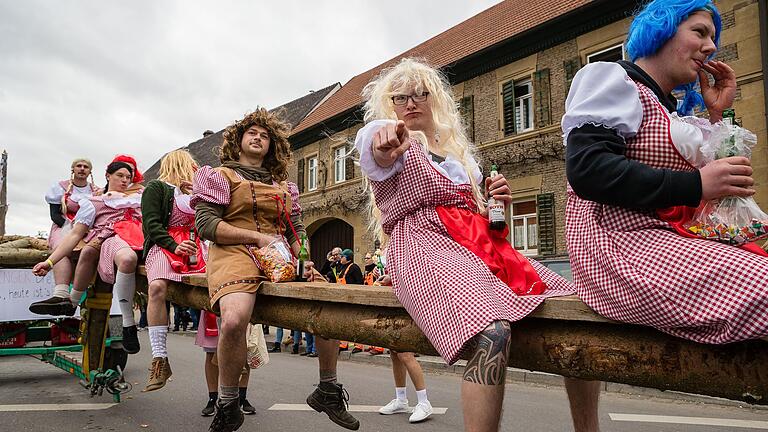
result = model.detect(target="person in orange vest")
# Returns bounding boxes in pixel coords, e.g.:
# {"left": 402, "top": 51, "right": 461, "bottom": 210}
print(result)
{"left": 336, "top": 249, "right": 365, "bottom": 352}
{"left": 362, "top": 252, "right": 386, "bottom": 355}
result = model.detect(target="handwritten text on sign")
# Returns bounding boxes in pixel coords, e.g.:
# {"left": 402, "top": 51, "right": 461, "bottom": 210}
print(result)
{"left": 0, "top": 269, "right": 119, "bottom": 322}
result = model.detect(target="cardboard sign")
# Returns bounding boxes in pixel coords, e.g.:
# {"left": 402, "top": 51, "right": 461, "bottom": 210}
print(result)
{"left": 0, "top": 269, "right": 120, "bottom": 322}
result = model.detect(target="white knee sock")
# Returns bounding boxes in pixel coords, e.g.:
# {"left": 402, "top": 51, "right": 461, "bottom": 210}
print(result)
{"left": 415, "top": 389, "right": 428, "bottom": 404}
{"left": 149, "top": 326, "right": 168, "bottom": 358}
{"left": 52, "top": 284, "right": 70, "bottom": 298}
{"left": 395, "top": 387, "right": 407, "bottom": 402}
{"left": 70, "top": 288, "right": 85, "bottom": 306}
{"left": 114, "top": 271, "right": 136, "bottom": 327}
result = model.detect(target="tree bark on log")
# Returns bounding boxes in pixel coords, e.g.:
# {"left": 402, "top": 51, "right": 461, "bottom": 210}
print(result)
{"left": 0, "top": 249, "right": 50, "bottom": 266}
{"left": 136, "top": 277, "right": 768, "bottom": 405}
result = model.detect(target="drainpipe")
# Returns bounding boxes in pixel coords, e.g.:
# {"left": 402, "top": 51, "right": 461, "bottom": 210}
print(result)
{"left": 760, "top": 0, "right": 768, "bottom": 133}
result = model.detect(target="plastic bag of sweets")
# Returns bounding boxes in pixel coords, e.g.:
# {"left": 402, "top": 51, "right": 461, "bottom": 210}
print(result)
{"left": 250, "top": 237, "right": 297, "bottom": 282}
{"left": 685, "top": 122, "right": 768, "bottom": 245}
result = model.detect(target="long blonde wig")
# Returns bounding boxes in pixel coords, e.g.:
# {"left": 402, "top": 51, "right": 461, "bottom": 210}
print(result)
{"left": 361, "top": 58, "right": 485, "bottom": 240}
{"left": 158, "top": 149, "right": 198, "bottom": 189}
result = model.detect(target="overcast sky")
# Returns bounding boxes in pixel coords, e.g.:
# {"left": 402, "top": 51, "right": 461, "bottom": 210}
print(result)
{"left": 0, "top": 1, "right": 500, "bottom": 236}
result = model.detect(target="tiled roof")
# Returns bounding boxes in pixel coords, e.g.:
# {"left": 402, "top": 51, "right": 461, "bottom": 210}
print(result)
{"left": 291, "top": 0, "right": 592, "bottom": 135}
{"left": 144, "top": 83, "right": 340, "bottom": 180}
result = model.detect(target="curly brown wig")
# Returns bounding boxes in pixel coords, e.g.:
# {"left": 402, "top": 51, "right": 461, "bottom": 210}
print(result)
{"left": 220, "top": 107, "right": 292, "bottom": 182}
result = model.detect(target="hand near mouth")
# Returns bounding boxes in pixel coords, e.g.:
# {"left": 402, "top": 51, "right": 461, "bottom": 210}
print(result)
{"left": 698, "top": 60, "right": 736, "bottom": 120}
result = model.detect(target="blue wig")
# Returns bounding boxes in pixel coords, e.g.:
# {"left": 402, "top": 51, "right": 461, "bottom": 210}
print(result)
{"left": 626, "top": 0, "right": 722, "bottom": 115}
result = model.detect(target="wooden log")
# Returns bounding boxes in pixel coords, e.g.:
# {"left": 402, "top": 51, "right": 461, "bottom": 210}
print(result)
{"left": 136, "top": 271, "right": 768, "bottom": 405}
{"left": 0, "top": 239, "right": 31, "bottom": 249}
{"left": 0, "top": 235, "right": 26, "bottom": 243}
{"left": 0, "top": 248, "right": 50, "bottom": 267}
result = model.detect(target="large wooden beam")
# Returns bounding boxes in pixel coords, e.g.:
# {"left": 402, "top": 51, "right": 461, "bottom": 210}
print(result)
{"left": 136, "top": 270, "right": 768, "bottom": 405}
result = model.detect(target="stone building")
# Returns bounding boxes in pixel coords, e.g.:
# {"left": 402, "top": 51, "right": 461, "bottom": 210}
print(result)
{"left": 288, "top": 0, "right": 768, "bottom": 268}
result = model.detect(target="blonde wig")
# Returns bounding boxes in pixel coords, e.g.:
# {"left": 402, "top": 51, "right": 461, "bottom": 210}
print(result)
{"left": 361, "top": 58, "right": 485, "bottom": 239}
{"left": 62, "top": 158, "right": 97, "bottom": 217}
{"left": 157, "top": 149, "right": 198, "bottom": 189}
{"left": 220, "top": 107, "right": 292, "bottom": 182}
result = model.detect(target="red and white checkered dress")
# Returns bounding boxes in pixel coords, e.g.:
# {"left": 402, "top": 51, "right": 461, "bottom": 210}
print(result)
{"left": 75, "top": 193, "right": 142, "bottom": 285}
{"left": 145, "top": 196, "right": 206, "bottom": 283}
{"left": 46, "top": 180, "right": 97, "bottom": 249}
{"left": 371, "top": 146, "right": 574, "bottom": 364}
{"left": 566, "top": 82, "right": 768, "bottom": 343}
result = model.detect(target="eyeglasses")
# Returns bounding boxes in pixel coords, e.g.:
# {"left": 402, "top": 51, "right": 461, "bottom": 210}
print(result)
{"left": 391, "top": 92, "right": 429, "bottom": 106}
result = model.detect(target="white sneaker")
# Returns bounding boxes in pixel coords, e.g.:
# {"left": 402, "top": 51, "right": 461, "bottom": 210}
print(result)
{"left": 409, "top": 400, "right": 433, "bottom": 423}
{"left": 379, "top": 398, "right": 409, "bottom": 415}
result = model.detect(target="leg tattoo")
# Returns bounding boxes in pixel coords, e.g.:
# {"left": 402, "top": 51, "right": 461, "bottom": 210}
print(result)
{"left": 463, "top": 321, "right": 512, "bottom": 385}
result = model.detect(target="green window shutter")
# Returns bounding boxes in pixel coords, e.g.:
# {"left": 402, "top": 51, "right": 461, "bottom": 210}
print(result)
{"left": 458, "top": 95, "right": 475, "bottom": 142}
{"left": 533, "top": 68, "right": 551, "bottom": 128}
{"left": 345, "top": 144, "right": 355, "bottom": 180}
{"left": 297, "top": 158, "right": 305, "bottom": 193}
{"left": 501, "top": 80, "right": 516, "bottom": 136}
{"left": 563, "top": 57, "right": 581, "bottom": 94}
{"left": 536, "top": 193, "right": 556, "bottom": 256}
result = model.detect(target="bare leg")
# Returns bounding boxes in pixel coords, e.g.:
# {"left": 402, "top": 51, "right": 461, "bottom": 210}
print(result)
{"left": 461, "top": 320, "right": 511, "bottom": 432}
{"left": 217, "top": 292, "right": 255, "bottom": 390}
{"left": 52, "top": 256, "right": 74, "bottom": 286}
{"left": 147, "top": 279, "right": 169, "bottom": 326}
{"left": 205, "top": 352, "right": 218, "bottom": 392}
{"left": 390, "top": 350, "right": 407, "bottom": 387}
{"left": 565, "top": 378, "right": 601, "bottom": 432}
{"left": 72, "top": 246, "right": 99, "bottom": 293}
{"left": 397, "top": 352, "right": 426, "bottom": 391}
{"left": 238, "top": 367, "right": 250, "bottom": 388}
{"left": 316, "top": 337, "right": 339, "bottom": 374}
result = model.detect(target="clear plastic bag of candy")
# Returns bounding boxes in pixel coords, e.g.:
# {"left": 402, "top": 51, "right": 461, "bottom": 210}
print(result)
{"left": 684, "top": 122, "right": 768, "bottom": 245}
{"left": 250, "top": 237, "right": 296, "bottom": 282}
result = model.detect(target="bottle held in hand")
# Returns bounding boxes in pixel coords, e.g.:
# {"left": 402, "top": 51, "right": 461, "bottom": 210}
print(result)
{"left": 188, "top": 228, "right": 198, "bottom": 265}
{"left": 487, "top": 164, "right": 506, "bottom": 231}
{"left": 296, "top": 234, "right": 309, "bottom": 282}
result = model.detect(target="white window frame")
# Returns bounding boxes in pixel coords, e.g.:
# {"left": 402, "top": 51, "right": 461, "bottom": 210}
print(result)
{"left": 586, "top": 43, "right": 625, "bottom": 64}
{"left": 307, "top": 156, "right": 318, "bottom": 191}
{"left": 514, "top": 80, "right": 533, "bottom": 133}
{"left": 510, "top": 198, "right": 538, "bottom": 256}
{"left": 332, "top": 146, "right": 346, "bottom": 184}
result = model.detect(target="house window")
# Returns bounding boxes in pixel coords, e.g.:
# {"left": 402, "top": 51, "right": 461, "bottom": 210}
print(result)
{"left": 587, "top": 44, "right": 625, "bottom": 64}
{"left": 307, "top": 157, "right": 318, "bottom": 191}
{"left": 511, "top": 199, "right": 537, "bottom": 255}
{"left": 502, "top": 79, "right": 533, "bottom": 136}
{"left": 333, "top": 147, "right": 346, "bottom": 184}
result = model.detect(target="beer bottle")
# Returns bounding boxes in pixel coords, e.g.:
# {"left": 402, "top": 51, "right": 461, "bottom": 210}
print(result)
{"left": 722, "top": 108, "right": 736, "bottom": 126}
{"left": 487, "top": 164, "right": 506, "bottom": 231}
{"left": 374, "top": 248, "right": 385, "bottom": 275}
{"left": 296, "top": 234, "right": 309, "bottom": 282}
{"left": 188, "top": 227, "right": 198, "bottom": 266}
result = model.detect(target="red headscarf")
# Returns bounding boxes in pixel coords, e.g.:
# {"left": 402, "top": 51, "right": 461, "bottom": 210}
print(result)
{"left": 111, "top": 154, "right": 143, "bottom": 184}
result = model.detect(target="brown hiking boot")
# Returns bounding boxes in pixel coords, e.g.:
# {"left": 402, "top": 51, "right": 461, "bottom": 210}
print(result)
{"left": 306, "top": 382, "right": 360, "bottom": 430}
{"left": 143, "top": 357, "right": 172, "bottom": 392}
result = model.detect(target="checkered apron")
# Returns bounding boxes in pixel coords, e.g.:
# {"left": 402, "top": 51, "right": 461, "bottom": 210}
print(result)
{"left": 145, "top": 199, "right": 204, "bottom": 283}
{"left": 566, "top": 82, "right": 768, "bottom": 343}
{"left": 372, "top": 145, "right": 574, "bottom": 364}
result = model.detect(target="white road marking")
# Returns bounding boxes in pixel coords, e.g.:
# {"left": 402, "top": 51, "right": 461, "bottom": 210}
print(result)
{"left": 269, "top": 403, "right": 447, "bottom": 414}
{"left": 609, "top": 413, "right": 768, "bottom": 429}
{"left": 0, "top": 403, "right": 116, "bottom": 412}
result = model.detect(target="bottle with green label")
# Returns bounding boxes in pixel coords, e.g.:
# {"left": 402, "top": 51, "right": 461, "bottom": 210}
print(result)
{"left": 296, "top": 234, "right": 309, "bottom": 282}
{"left": 487, "top": 164, "right": 506, "bottom": 231}
{"left": 722, "top": 108, "right": 736, "bottom": 126}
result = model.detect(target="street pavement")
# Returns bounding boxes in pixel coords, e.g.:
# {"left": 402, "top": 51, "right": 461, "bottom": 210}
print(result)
{"left": 1, "top": 330, "right": 767, "bottom": 431}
